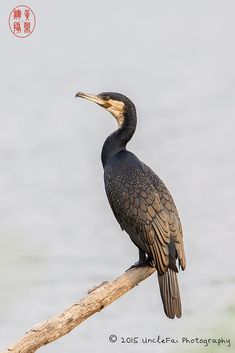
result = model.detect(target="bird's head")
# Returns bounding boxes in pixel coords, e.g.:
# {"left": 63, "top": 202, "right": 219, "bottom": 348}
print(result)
{"left": 75, "top": 91, "right": 135, "bottom": 128}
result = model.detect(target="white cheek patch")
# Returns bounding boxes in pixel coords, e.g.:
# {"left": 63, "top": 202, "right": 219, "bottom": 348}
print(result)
{"left": 107, "top": 108, "right": 125, "bottom": 127}
{"left": 107, "top": 100, "right": 125, "bottom": 128}
{"left": 116, "top": 113, "right": 125, "bottom": 127}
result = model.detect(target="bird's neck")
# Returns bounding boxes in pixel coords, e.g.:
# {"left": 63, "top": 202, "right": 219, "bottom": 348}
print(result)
{"left": 101, "top": 109, "right": 137, "bottom": 167}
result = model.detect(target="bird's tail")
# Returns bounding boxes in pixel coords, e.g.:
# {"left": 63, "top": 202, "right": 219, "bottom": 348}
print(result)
{"left": 157, "top": 268, "right": 182, "bottom": 319}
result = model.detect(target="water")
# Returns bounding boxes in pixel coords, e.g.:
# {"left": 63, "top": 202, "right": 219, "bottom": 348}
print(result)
{"left": 1, "top": 1, "right": 235, "bottom": 352}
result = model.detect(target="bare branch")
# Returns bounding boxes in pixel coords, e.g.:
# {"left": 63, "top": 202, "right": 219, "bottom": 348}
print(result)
{"left": 2, "top": 266, "right": 155, "bottom": 353}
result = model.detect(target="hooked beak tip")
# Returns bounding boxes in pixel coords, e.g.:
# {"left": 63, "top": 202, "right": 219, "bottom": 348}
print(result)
{"left": 75, "top": 92, "right": 83, "bottom": 98}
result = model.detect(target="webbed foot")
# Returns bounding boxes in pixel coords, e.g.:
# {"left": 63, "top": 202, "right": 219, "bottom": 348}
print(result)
{"left": 126, "top": 255, "right": 154, "bottom": 272}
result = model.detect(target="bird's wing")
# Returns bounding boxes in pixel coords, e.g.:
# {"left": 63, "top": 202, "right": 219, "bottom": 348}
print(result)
{"left": 105, "top": 161, "right": 185, "bottom": 275}
{"left": 141, "top": 162, "right": 186, "bottom": 271}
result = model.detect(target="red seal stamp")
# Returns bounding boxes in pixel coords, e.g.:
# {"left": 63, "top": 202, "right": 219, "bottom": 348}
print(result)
{"left": 9, "top": 5, "right": 36, "bottom": 38}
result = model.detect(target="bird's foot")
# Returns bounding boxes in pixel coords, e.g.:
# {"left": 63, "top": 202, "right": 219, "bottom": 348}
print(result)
{"left": 126, "top": 257, "right": 154, "bottom": 272}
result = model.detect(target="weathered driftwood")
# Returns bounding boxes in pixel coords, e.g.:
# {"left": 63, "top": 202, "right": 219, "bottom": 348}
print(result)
{"left": 2, "top": 266, "right": 155, "bottom": 353}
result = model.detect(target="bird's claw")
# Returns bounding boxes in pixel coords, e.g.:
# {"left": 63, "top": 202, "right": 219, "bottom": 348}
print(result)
{"left": 126, "top": 257, "right": 154, "bottom": 272}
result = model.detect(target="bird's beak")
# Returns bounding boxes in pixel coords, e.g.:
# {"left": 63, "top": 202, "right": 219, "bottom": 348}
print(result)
{"left": 75, "top": 92, "right": 108, "bottom": 107}
{"left": 75, "top": 91, "right": 125, "bottom": 127}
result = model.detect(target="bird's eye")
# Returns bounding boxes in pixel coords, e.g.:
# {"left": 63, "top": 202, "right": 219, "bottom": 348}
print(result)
{"left": 98, "top": 94, "right": 110, "bottom": 101}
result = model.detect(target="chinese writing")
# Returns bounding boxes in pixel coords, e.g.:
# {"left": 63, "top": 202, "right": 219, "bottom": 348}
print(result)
{"left": 9, "top": 6, "right": 35, "bottom": 38}
{"left": 13, "top": 7, "right": 31, "bottom": 34}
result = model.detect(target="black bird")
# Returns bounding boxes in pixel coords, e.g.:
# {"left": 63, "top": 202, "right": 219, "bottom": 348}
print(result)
{"left": 76, "top": 92, "right": 186, "bottom": 319}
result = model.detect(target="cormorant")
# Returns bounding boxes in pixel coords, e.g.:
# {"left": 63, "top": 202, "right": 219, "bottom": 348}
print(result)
{"left": 75, "top": 92, "right": 186, "bottom": 319}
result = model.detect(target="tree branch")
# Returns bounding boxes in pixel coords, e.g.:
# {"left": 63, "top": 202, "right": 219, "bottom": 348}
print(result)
{"left": 2, "top": 266, "right": 155, "bottom": 353}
